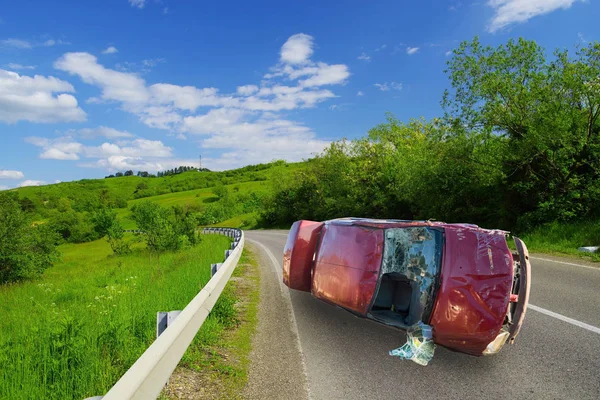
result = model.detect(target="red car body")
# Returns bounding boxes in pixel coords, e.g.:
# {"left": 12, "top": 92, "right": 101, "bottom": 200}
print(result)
{"left": 283, "top": 218, "right": 531, "bottom": 356}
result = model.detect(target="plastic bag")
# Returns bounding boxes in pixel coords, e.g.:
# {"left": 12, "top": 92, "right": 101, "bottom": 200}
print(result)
{"left": 389, "top": 322, "right": 436, "bottom": 366}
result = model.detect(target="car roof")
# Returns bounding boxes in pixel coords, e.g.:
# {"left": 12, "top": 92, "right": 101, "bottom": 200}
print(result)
{"left": 325, "top": 217, "right": 508, "bottom": 235}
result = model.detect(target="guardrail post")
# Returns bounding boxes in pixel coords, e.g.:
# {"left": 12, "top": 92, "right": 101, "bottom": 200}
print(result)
{"left": 156, "top": 311, "right": 182, "bottom": 338}
{"left": 224, "top": 250, "right": 232, "bottom": 260}
{"left": 211, "top": 263, "right": 223, "bottom": 277}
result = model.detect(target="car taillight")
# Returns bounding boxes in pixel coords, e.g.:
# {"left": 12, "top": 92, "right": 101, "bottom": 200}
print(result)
{"left": 482, "top": 330, "right": 510, "bottom": 355}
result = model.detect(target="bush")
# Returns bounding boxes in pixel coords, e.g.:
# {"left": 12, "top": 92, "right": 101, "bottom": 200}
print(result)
{"left": 130, "top": 202, "right": 199, "bottom": 252}
{"left": 0, "top": 193, "right": 60, "bottom": 283}
{"left": 106, "top": 220, "right": 131, "bottom": 255}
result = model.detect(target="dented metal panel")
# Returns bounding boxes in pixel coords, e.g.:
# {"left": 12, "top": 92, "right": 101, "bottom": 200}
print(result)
{"left": 428, "top": 227, "right": 514, "bottom": 355}
{"left": 508, "top": 237, "right": 531, "bottom": 342}
{"left": 312, "top": 223, "right": 384, "bottom": 315}
{"left": 283, "top": 220, "right": 323, "bottom": 292}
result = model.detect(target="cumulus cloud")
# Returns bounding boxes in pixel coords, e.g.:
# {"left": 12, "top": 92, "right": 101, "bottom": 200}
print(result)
{"left": 357, "top": 91, "right": 364, "bottom": 96}
{"left": 102, "top": 46, "right": 118, "bottom": 54}
{"left": 487, "top": 0, "right": 582, "bottom": 32}
{"left": 406, "top": 47, "right": 420, "bottom": 55}
{"left": 236, "top": 85, "right": 259, "bottom": 96}
{"left": 53, "top": 33, "right": 347, "bottom": 168}
{"left": 358, "top": 53, "right": 371, "bottom": 62}
{"left": 26, "top": 135, "right": 172, "bottom": 161}
{"left": 0, "top": 170, "right": 24, "bottom": 179}
{"left": 280, "top": 33, "right": 314, "bottom": 64}
{"left": 374, "top": 82, "right": 403, "bottom": 91}
{"left": 0, "top": 69, "right": 86, "bottom": 123}
{"left": 19, "top": 180, "right": 46, "bottom": 187}
{"left": 55, "top": 52, "right": 150, "bottom": 105}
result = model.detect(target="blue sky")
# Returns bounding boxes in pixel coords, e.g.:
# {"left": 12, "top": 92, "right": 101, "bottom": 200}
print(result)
{"left": 0, "top": 0, "right": 596, "bottom": 189}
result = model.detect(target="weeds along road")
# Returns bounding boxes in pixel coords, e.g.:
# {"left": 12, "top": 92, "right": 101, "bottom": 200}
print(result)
{"left": 245, "top": 230, "right": 600, "bottom": 400}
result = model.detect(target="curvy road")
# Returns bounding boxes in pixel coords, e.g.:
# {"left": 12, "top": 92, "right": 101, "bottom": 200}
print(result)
{"left": 244, "top": 230, "right": 600, "bottom": 400}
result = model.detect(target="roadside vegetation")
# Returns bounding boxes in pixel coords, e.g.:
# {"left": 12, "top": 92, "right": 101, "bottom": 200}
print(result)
{"left": 0, "top": 231, "right": 232, "bottom": 399}
{"left": 162, "top": 248, "right": 260, "bottom": 399}
{"left": 262, "top": 38, "right": 600, "bottom": 258}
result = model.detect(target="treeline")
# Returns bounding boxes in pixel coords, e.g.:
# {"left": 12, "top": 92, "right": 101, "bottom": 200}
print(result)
{"left": 263, "top": 38, "right": 600, "bottom": 232}
{"left": 105, "top": 165, "right": 209, "bottom": 179}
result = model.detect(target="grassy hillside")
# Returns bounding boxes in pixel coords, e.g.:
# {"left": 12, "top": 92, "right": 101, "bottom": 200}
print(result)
{"left": 10, "top": 160, "right": 306, "bottom": 220}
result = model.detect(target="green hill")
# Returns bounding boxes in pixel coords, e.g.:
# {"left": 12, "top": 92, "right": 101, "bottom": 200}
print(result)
{"left": 7, "top": 160, "right": 308, "bottom": 232}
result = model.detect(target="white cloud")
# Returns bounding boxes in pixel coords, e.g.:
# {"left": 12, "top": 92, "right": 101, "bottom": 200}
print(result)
{"left": 374, "top": 45, "right": 387, "bottom": 52}
{"left": 0, "top": 69, "right": 86, "bottom": 123}
{"left": 19, "top": 180, "right": 45, "bottom": 187}
{"left": 0, "top": 185, "right": 9, "bottom": 191}
{"left": 357, "top": 90, "right": 364, "bottom": 96}
{"left": 487, "top": 0, "right": 582, "bottom": 32}
{"left": 280, "top": 33, "right": 314, "bottom": 64}
{"left": 102, "top": 46, "right": 118, "bottom": 54}
{"left": 54, "top": 180, "right": 61, "bottom": 183}
{"left": 374, "top": 82, "right": 403, "bottom": 92}
{"left": 237, "top": 85, "right": 259, "bottom": 96}
{"left": 406, "top": 47, "right": 420, "bottom": 55}
{"left": 299, "top": 63, "right": 349, "bottom": 87}
{"left": 27, "top": 135, "right": 172, "bottom": 160}
{"left": 1, "top": 38, "right": 68, "bottom": 49}
{"left": 1, "top": 38, "right": 32, "bottom": 49}
{"left": 358, "top": 53, "right": 371, "bottom": 62}
{"left": 76, "top": 126, "right": 134, "bottom": 139}
{"left": 55, "top": 52, "right": 150, "bottom": 105}
{"left": 54, "top": 33, "right": 347, "bottom": 168}
{"left": 26, "top": 136, "right": 83, "bottom": 160}
{"left": 129, "top": 0, "right": 145, "bottom": 8}
{"left": 6, "top": 63, "right": 35, "bottom": 70}
{"left": 0, "top": 170, "right": 24, "bottom": 179}
{"left": 445, "top": 50, "right": 453, "bottom": 56}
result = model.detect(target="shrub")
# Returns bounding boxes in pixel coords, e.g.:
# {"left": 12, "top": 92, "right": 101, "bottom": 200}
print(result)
{"left": 106, "top": 220, "right": 131, "bottom": 255}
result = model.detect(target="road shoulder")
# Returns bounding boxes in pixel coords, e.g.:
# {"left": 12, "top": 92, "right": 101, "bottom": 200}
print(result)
{"left": 242, "top": 242, "right": 309, "bottom": 400}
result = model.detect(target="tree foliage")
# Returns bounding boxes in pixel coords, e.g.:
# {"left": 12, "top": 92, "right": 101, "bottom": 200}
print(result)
{"left": 130, "top": 202, "right": 199, "bottom": 252}
{"left": 264, "top": 38, "right": 600, "bottom": 232}
{"left": 0, "top": 193, "right": 60, "bottom": 284}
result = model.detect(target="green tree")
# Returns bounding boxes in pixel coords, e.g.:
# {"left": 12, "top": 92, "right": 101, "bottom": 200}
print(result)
{"left": 0, "top": 193, "right": 60, "bottom": 283}
{"left": 443, "top": 37, "right": 600, "bottom": 228}
{"left": 91, "top": 208, "right": 118, "bottom": 237}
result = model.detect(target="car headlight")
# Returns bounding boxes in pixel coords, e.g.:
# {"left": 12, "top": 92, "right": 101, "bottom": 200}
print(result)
{"left": 482, "top": 330, "right": 510, "bottom": 355}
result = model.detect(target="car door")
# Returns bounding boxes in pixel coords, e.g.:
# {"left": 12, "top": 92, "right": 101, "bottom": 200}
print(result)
{"left": 311, "top": 222, "right": 384, "bottom": 316}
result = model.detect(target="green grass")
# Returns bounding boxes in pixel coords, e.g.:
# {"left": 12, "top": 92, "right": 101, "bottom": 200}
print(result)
{"left": 163, "top": 247, "right": 260, "bottom": 399}
{"left": 520, "top": 220, "right": 600, "bottom": 261}
{"left": 0, "top": 234, "right": 232, "bottom": 400}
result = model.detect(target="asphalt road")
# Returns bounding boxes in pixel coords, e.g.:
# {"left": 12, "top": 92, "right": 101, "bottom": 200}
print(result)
{"left": 245, "top": 230, "right": 600, "bottom": 400}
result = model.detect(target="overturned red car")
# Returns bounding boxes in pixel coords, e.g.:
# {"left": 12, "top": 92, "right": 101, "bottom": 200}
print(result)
{"left": 283, "top": 218, "right": 531, "bottom": 356}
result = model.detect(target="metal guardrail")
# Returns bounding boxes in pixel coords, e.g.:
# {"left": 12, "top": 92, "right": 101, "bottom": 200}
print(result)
{"left": 86, "top": 227, "right": 244, "bottom": 400}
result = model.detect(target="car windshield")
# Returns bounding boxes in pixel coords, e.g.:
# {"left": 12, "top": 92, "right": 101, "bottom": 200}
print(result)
{"left": 377, "top": 227, "right": 443, "bottom": 324}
